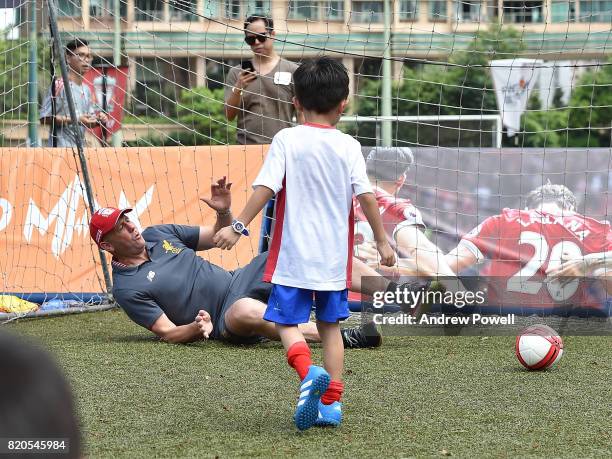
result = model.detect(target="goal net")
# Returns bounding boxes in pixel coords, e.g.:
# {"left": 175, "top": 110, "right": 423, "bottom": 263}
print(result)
{"left": 0, "top": 0, "right": 611, "bottom": 320}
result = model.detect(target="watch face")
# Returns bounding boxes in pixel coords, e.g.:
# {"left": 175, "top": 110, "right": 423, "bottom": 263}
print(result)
{"left": 233, "top": 221, "right": 244, "bottom": 232}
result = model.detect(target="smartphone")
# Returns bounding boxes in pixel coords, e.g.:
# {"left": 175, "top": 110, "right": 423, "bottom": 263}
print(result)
{"left": 241, "top": 60, "right": 255, "bottom": 73}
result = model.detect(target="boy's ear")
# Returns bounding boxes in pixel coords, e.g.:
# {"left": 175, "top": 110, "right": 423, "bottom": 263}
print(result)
{"left": 292, "top": 96, "right": 303, "bottom": 112}
{"left": 338, "top": 99, "right": 349, "bottom": 113}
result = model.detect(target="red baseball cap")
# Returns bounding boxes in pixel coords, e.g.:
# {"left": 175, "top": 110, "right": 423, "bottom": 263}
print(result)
{"left": 89, "top": 207, "right": 132, "bottom": 246}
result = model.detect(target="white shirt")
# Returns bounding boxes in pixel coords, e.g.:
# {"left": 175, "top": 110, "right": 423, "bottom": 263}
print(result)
{"left": 253, "top": 123, "right": 372, "bottom": 290}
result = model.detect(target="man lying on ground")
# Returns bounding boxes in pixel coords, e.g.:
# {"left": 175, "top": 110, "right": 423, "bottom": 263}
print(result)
{"left": 90, "top": 177, "right": 398, "bottom": 346}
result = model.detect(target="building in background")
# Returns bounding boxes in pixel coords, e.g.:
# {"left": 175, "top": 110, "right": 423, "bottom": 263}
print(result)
{"left": 18, "top": 1, "right": 612, "bottom": 119}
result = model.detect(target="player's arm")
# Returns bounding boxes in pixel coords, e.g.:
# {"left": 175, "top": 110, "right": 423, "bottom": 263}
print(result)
{"left": 150, "top": 311, "right": 212, "bottom": 344}
{"left": 547, "top": 250, "right": 612, "bottom": 278}
{"left": 445, "top": 243, "right": 479, "bottom": 274}
{"left": 445, "top": 218, "right": 496, "bottom": 275}
{"left": 585, "top": 252, "right": 612, "bottom": 294}
{"left": 196, "top": 176, "right": 232, "bottom": 250}
{"left": 213, "top": 186, "right": 274, "bottom": 250}
{"left": 395, "top": 225, "right": 457, "bottom": 278}
{"left": 214, "top": 134, "right": 285, "bottom": 250}
{"left": 197, "top": 176, "right": 234, "bottom": 250}
{"left": 356, "top": 193, "right": 395, "bottom": 266}
{"left": 197, "top": 213, "right": 233, "bottom": 250}
{"left": 545, "top": 250, "right": 612, "bottom": 295}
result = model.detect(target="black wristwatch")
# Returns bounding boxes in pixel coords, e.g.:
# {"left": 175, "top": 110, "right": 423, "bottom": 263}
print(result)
{"left": 231, "top": 219, "right": 249, "bottom": 236}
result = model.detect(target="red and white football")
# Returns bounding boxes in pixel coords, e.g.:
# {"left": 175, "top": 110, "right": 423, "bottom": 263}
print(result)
{"left": 515, "top": 324, "right": 564, "bottom": 370}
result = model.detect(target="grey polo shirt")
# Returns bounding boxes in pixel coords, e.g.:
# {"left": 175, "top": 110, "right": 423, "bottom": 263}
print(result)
{"left": 111, "top": 225, "right": 232, "bottom": 338}
{"left": 225, "top": 58, "right": 298, "bottom": 145}
{"left": 40, "top": 79, "right": 96, "bottom": 147}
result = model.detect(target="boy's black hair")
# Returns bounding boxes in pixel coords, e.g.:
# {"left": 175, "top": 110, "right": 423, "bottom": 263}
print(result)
{"left": 244, "top": 15, "right": 274, "bottom": 33}
{"left": 65, "top": 38, "right": 89, "bottom": 55}
{"left": 293, "top": 57, "right": 349, "bottom": 114}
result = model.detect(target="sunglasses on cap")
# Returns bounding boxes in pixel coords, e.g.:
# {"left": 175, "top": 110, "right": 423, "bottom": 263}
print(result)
{"left": 244, "top": 34, "right": 268, "bottom": 46}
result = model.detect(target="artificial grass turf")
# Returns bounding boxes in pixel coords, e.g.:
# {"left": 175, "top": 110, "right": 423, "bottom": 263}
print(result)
{"left": 6, "top": 309, "right": 612, "bottom": 458}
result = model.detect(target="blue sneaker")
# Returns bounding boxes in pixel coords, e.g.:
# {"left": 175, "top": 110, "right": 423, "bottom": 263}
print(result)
{"left": 294, "top": 365, "right": 330, "bottom": 431}
{"left": 315, "top": 401, "right": 342, "bottom": 427}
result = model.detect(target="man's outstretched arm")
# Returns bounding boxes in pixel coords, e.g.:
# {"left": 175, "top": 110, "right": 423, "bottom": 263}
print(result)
{"left": 197, "top": 176, "right": 234, "bottom": 250}
{"left": 545, "top": 250, "right": 612, "bottom": 294}
{"left": 396, "top": 225, "right": 458, "bottom": 278}
{"left": 197, "top": 213, "right": 232, "bottom": 251}
{"left": 150, "top": 312, "right": 211, "bottom": 344}
{"left": 213, "top": 185, "right": 275, "bottom": 250}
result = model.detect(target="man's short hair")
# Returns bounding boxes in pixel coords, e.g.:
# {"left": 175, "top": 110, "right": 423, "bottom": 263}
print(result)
{"left": 0, "top": 332, "right": 81, "bottom": 457}
{"left": 244, "top": 15, "right": 274, "bottom": 33}
{"left": 65, "top": 38, "right": 89, "bottom": 55}
{"left": 526, "top": 182, "right": 577, "bottom": 211}
{"left": 293, "top": 57, "right": 349, "bottom": 114}
{"left": 366, "top": 147, "right": 414, "bottom": 182}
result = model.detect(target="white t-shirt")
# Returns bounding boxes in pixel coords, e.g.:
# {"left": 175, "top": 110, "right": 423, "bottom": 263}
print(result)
{"left": 253, "top": 123, "right": 372, "bottom": 290}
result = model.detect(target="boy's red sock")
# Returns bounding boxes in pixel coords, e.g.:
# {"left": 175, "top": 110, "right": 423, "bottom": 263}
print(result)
{"left": 286, "top": 342, "right": 312, "bottom": 380}
{"left": 321, "top": 380, "right": 344, "bottom": 405}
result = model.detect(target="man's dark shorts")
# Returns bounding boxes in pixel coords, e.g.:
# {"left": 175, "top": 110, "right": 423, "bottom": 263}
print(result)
{"left": 216, "top": 252, "right": 272, "bottom": 344}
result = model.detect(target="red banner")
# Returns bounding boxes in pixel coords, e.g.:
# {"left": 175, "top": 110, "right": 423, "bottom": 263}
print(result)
{"left": 82, "top": 66, "right": 129, "bottom": 143}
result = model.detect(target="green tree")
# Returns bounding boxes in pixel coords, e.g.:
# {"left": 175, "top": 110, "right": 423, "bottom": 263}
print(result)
{"left": 355, "top": 25, "right": 529, "bottom": 147}
{"left": 0, "top": 38, "right": 29, "bottom": 118}
{"left": 354, "top": 26, "right": 610, "bottom": 148}
{"left": 176, "top": 86, "right": 236, "bottom": 145}
{"left": 517, "top": 92, "right": 564, "bottom": 147}
{"left": 564, "top": 61, "right": 612, "bottom": 147}
{"left": 128, "top": 87, "right": 236, "bottom": 146}
{"left": 516, "top": 108, "right": 565, "bottom": 147}
{"left": 0, "top": 34, "right": 51, "bottom": 121}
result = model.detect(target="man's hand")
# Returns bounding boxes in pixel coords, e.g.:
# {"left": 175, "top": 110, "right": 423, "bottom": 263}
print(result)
{"left": 376, "top": 240, "right": 396, "bottom": 267}
{"left": 201, "top": 176, "right": 232, "bottom": 213}
{"left": 236, "top": 70, "right": 257, "bottom": 90}
{"left": 213, "top": 226, "right": 241, "bottom": 250}
{"left": 97, "top": 112, "right": 108, "bottom": 124}
{"left": 194, "top": 309, "right": 213, "bottom": 339}
{"left": 546, "top": 252, "right": 592, "bottom": 287}
{"left": 547, "top": 259, "right": 590, "bottom": 279}
{"left": 78, "top": 114, "right": 98, "bottom": 128}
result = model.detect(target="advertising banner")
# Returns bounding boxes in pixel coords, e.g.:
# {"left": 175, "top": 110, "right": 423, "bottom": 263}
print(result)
{"left": 491, "top": 59, "right": 542, "bottom": 136}
{"left": 0, "top": 145, "right": 267, "bottom": 293}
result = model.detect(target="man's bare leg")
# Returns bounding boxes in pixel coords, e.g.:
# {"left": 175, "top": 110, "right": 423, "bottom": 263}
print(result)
{"left": 224, "top": 298, "right": 321, "bottom": 342}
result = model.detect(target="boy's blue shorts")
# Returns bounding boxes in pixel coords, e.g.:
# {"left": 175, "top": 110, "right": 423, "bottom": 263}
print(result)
{"left": 263, "top": 285, "right": 349, "bottom": 325}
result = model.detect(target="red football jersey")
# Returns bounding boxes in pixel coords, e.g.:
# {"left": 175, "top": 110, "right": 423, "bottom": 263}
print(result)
{"left": 460, "top": 208, "right": 612, "bottom": 309}
{"left": 350, "top": 187, "right": 424, "bottom": 303}
{"left": 353, "top": 187, "right": 424, "bottom": 247}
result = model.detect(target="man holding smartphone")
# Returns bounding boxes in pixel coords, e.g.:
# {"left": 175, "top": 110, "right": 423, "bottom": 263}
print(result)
{"left": 40, "top": 38, "right": 107, "bottom": 147}
{"left": 224, "top": 15, "right": 298, "bottom": 145}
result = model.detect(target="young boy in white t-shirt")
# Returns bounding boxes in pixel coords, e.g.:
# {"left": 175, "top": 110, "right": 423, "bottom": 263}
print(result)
{"left": 214, "top": 57, "right": 395, "bottom": 430}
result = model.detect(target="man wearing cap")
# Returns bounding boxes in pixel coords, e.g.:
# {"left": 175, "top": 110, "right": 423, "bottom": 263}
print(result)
{"left": 90, "top": 177, "right": 392, "bottom": 346}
